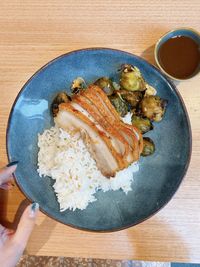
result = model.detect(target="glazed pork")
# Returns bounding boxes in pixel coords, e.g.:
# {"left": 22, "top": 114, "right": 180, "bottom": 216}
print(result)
{"left": 55, "top": 85, "right": 143, "bottom": 177}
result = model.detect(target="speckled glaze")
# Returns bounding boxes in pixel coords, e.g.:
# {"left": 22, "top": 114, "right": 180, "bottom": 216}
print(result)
{"left": 155, "top": 28, "right": 200, "bottom": 81}
{"left": 7, "top": 48, "right": 192, "bottom": 232}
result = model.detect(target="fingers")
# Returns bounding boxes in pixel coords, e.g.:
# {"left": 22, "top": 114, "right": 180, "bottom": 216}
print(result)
{"left": 0, "top": 201, "right": 39, "bottom": 267}
{"left": 12, "top": 203, "right": 39, "bottom": 251}
{"left": 0, "top": 161, "right": 18, "bottom": 187}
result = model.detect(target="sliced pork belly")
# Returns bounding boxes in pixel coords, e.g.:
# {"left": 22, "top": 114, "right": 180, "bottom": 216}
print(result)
{"left": 70, "top": 100, "right": 128, "bottom": 167}
{"left": 89, "top": 85, "right": 143, "bottom": 153}
{"left": 73, "top": 94, "right": 128, "bottom": 156}
{"left": 83, "top": 85, "right": 141, "bottom": 162}
{"left": 56, "top": 103, "right": 124, "bottom": 177}
{"left": 74, "top": 94, "right": 138, "bottom": 164}
{"left": 55, "top": 85, "right": 142, "bottom": 177}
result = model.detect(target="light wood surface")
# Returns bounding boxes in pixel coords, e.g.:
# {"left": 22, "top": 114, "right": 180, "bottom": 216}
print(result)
{"left": 0, "top": 0, "right": 200, "bottom": 263}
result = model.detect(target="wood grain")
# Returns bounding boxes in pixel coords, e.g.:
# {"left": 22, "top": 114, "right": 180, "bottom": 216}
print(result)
{"left": 0, "top": 0, "right": 200, "bottom": 263}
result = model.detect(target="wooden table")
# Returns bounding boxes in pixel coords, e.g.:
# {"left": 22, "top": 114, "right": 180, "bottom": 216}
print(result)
{"left": 0, "top": 0, "right": 200, "bottom": 263}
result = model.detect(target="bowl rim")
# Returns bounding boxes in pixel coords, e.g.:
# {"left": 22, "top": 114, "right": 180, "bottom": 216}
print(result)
{"left": 154, "top": 27, "right": 200, "bottom": 81}
{"left": 6, "top": 47, "right": 192, "bottom": 232}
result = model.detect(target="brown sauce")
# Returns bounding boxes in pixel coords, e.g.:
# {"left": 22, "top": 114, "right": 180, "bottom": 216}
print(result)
{"left": 158, "top": 35, "right": 200, "bottom": 79}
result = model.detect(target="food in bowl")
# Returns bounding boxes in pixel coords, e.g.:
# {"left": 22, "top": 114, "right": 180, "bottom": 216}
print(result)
{"left": 37, "top": 64, "right": 168, "bottom": 211}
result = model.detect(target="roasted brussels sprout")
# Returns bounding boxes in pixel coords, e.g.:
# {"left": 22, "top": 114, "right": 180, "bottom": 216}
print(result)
{"left": 141, "top": 137, "right": 155, "bottom": 157}
{"left": 131, "top": 115, "right": 153, "bottom": 134}
{"left": 51, "top": 92, "right": 71, "bottom": 117}
{"left": 139, "top": 95, "right": 168, "bottom": 122}
{"left": 119, "top": 90, "right": 143, "bottom": 108}
{"left": 109, "top": 94, "right": 128, "bottom": 117}
{"left": 94, "top": 77, "right": 114, "bottom": 96}
{"left": 71, "top": 77, "right": 86, "bottom": 94}
{"left": 120, "top": 64, "right": 146, "bottom": 91}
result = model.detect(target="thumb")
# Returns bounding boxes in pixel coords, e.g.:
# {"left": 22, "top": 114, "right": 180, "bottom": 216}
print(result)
{"left": 12, "top": 203, "right": 39, "bottom": 250}
{"left": 0, "top": 162, "right": 18, "bottom": 185}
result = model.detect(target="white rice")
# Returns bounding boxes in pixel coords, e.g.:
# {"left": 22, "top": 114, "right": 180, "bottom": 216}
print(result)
{"left": 37, "top": 124, "right": 139, "bottom": 211}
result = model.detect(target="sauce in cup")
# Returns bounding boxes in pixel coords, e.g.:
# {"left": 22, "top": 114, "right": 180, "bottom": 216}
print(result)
{"left": 158, "top": 36, "right": 200, "bottom": 79}
{"left": 155, "top": 28, "right": 200, "bottom": 81}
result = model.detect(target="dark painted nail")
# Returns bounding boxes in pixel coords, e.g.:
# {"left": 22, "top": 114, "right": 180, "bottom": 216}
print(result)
{"left": 6, "top": 161, "right": 19, "bottom": 167}
{"left": 29, "top": 202, "right": 39, "bottom": 218}
{"left": 31, "top": 202, "right": 39, "bottom": 213}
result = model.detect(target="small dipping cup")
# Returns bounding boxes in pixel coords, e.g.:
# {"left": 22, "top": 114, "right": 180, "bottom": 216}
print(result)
{"left": 155, "top": 28, "right": 200, "bottom": 81}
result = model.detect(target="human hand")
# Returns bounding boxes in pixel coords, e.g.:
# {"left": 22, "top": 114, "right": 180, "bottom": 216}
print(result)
{"left": 0, "top": 162, "right": 39, "bottom": 267}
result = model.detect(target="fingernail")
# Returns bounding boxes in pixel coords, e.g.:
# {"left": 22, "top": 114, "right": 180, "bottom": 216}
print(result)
{"left": 29, "top": 202, "right": 39, "bottom": 218}
{"left": 6, "top": 161, "right": 19, "bottom": 167}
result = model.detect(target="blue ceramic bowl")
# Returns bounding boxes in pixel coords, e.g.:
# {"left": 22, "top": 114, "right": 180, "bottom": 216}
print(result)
{"left": 7, "top": 48, "right": 192, "bottom": 232}
{"left": 155, "top": 28, "right": 200, "bottom": 81}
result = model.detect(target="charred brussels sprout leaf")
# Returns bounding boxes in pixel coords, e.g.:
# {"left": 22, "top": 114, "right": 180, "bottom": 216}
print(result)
{"left": 109, "top": 94, "right": 128, "bottom": 117}
{"left": 131, "top": 115, "right": 153, "bottom": 134}
{"left": 71, "top": 77, "right": 86, "bottom": 94}
{"left": 94, "top": 77, "right": 114, "bottom": 96}
{"left": 145, "top": 83, "right": 157, "bottom": 96}
{"left": 119, "top": 90, "right": 144, "bottom": 108}
{"left": 51, "top": 92, "right": 71, "bottom": 117}
{"left": 141, "top": 137, "right": 155, "bottom": 157}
